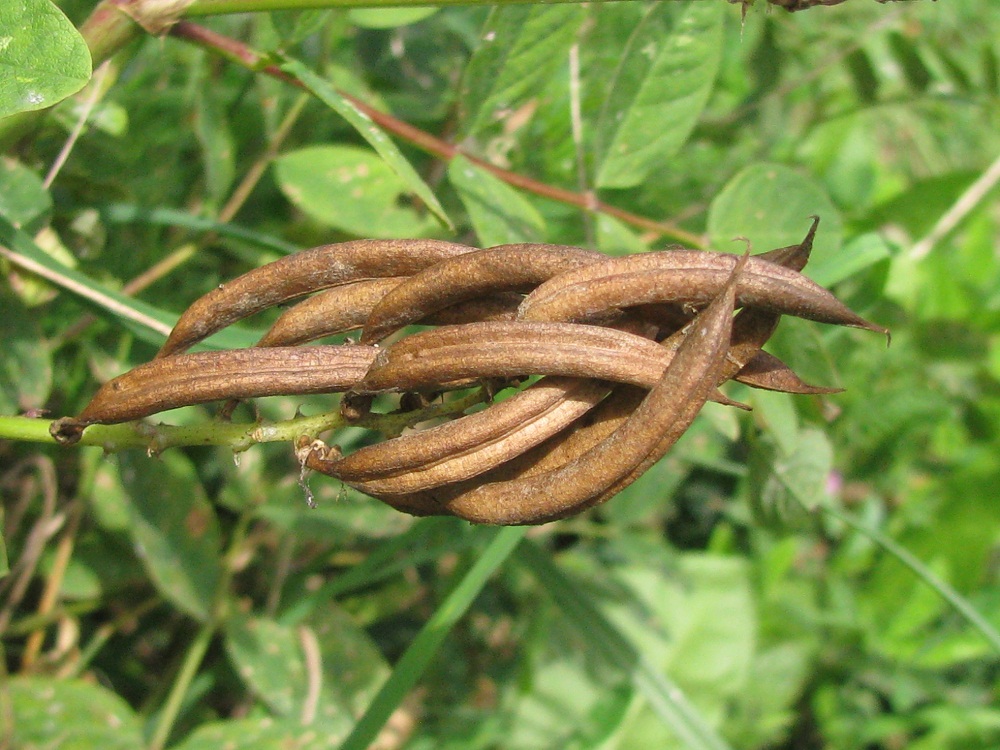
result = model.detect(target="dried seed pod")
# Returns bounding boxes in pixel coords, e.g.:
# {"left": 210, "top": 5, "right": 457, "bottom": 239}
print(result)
{"left": 734, "top": 351, "right": 842, "bottom": 395}
{"left": 71, "top": 346, "right": 378, "bottom": 425}
{"left": 356, "top": 321, "right": 697, "bottom": 394}
{"left": 518, "top": 251, "right": 886, "bottom": 334}
{"left": 157, "top": 239, "right": 477, "bottom": 358}
{"left": 333, "top": 376, "right": 611, "bottom": 494}
{"left": 360, "top": 244, "right": 605, "bottom": 344}
{"left": 257, "top": 277, "right": 522, "bottom": 348}
{"left": 410, "top": 251, "right": 748, "bottom": 525}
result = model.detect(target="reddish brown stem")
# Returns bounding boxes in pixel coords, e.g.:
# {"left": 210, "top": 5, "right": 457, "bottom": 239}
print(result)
{"left": 167, "top": 21, "right": 703, "bottom": 246}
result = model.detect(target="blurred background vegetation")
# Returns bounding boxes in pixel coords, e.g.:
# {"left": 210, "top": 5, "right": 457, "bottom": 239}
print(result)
{"left": 2, "top": 0, "right": 999, "bottom": 748}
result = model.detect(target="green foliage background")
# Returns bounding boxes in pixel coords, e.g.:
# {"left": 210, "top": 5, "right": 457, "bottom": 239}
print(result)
{"left": 2, "top": 0, "right": 1000, "bottom": 748}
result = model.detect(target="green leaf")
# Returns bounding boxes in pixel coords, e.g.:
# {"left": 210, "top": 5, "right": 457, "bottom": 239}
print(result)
{"left": 807, "top": 232, "right": 891, "bottom": 288}
{"left": 594, "top": 2, "right": 723, "bottom": 189}
{"left": 348, "top": 8, "right": 438, "bottom": 29}
{"left": 447, "top": 155, "right": 545, "bottom": 246}
{"left": 765, "top": 427, "right": 834, "bottom": 514}
{"left": 118, "top": 452, "right": 223, "bottom": 622}
{"left": 172, "top": 717, "right": 345, "bottom": 750}
{"left": 0, "top": 156, "right": 51, "bottom": 230}
{"left": 0, "top": 290, "right": 51, "bottom": 415}
{"left": 459, "top": 5, "right": 585, "bottom": 138}
{"left": 8, "top": 676, "right": 144, "bottom": 750}
{"left": 301, "top": 600, "right": 390, "bottom": 718}
{"left": 279, "top": 57, "right": 452, "bottom": 231}
{"left": 519, "top": 542, "right": 735, "bottom": 750}
{"left": 706, "top": 162, "right": 843, "bottom": 270}
{"left": 224, "top": 614, "right": 312, "bottom": 718}
{"left": 275, "top": 144, "right": 433, "bottom": 238}
{"left": 0, "top": 0, "right": 91, "bottom": 118}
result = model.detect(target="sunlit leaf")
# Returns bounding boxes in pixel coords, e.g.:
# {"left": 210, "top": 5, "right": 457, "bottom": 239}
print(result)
{"left": 279, "top": 57, "right": 451, "bottom": 230}
{"left": 459, "top": 5, "right": 585, "bottom": 138}
{"left": 118, "top": 452, "right": 223, "bottom": 622}
{"left": 0, "top": 0, "right": 91, "bottom": 118}
{"left": 275, "top": 144, "right": 434, "bottom": 238}
{"left": 594, "top": 2, "right": 722, "bottom": 189}
{"left": 8, "top": 676, "right": 144, "bottom": 750}
{"left": 707, "top": 162, "right": 843, "bottom": 270}
{"left": 447, "top": 155, "right": 545, "bottom": 246}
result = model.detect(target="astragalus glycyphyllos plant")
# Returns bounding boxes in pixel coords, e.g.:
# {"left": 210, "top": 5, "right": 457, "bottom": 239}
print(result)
{"left": 53, "top": 219, "right": 886, "bottom": 524}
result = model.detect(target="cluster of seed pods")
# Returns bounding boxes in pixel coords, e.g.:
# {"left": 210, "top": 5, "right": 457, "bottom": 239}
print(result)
{"left": 52, "top": 219, "right": 886, "bottom": 525}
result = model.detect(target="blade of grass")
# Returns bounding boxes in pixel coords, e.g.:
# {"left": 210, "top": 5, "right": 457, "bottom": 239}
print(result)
{"left": 822, "top": 505, "right": 1000, "bottom": 655}
{"left": 0, "top": 213, "right": 259, "bottom": 349}
{"left": 100, "top": 203, "right": 302, "bottom": 255}
{"left": 518, "top": 540, "right": 734, "bottom": 750}
{"left": 338, "top": 525, "right": 526, "bottom": 750}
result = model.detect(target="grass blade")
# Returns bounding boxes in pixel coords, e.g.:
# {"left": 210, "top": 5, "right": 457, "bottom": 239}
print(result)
{"left": 338, "top": 525, "right": 526, "bottom": 750}
{"left": 518, "top": 540, "right": 734, "bottom": 750}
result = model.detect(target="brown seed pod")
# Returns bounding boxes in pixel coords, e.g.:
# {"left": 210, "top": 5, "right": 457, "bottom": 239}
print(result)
{"left": 518, "top": 250, "right": 886, "bottom": 334}
{"left": 386, "top": 251, "right": 748, "bottom": 525}
{"left": 257, "top": 278, "right": 522, "bottom": 348}
{"left": 157, "top": 239, "right": 477, "bottom": 358}
{"left": 356, "top": 321, "right": 702, "bottom": 394}
{"left": 333, "top": 376, "right": 612, "bottom": 494}
{"left": 360, "top": 244, "right": 605, "bottom": 344}
{"left": 72, "top": 346, "right": 378, "bottom": 425}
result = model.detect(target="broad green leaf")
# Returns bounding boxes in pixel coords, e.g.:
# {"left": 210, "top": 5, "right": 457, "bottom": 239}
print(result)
{"left": 595, "top": 2, "right": 722, "bottom": 189}
{"left": 275, "top": 144, "right": 433, "bottom": 238}
{"left": 302, "top": 600, "right": 390, "bottom": 717}
{"left": 707, "top": 163, "right": 843, "bottom": 269}
{"left": 447, "top": 155, "right": 545, "bottom": 246}
{"left": 0, "top": 291, "right": 51, "bottom": 415}
{"left": 459, "top": 5, "right": 585, "bottom": 138}
{"left": 172, "top": 717, "right": 345, "bottom": 750}
{"left": 0, "top": 0, "right": 91, "bottom": 118}
{"left": 766, "top": 427, "right": 834, "bottom": 513}
{"left": 118, "top": 451, "right": 223, "bottom": 622}
{"left": 520, "top": 542, "right": 735, "bottom": 750}
{"left": 808, "top": 232, "right": 891, "bottom": 288}
{"left": 279, "top": 57, "right": 451, "bottom": 230}
{"left": 8, "top": 676, "right": 144, "bottom": 750}
{"left": 597, "top": 213, "right": 649, "bottom": 256}
{"left": 348, "top": 8, "right": 438, "bottom": 29}
{"left": 0, "top": 212, "right": 259, "bottom": 348}
{"left": 0, "top": 156, "right": 51, "bottom": 230}
{"left": 224, "top": 614, "right": 312, "bottom": 717}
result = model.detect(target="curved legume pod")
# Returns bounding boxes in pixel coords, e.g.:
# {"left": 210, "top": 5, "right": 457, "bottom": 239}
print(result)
{"left": 157, "top": 239, "right": 476, "bottom": 358}
{"left": 356, "top": 321, "right": 699, "bottom": 394}
{"left": 359, "top": 254, "right": 748, "bottom": 525}
{"left": 68, "top": 345, "right": 378, "bottom": 425}
{"left": 359, "top": 244, "right": 606, "bottom": 344}
{"left": 257, "top": 277, "right": 522, "bottom": 348}
{"left": 333, "top": 377, "right": 612, "bottom": 494}
{"left": 518, "top": 251, "right": 886, "bottom": 334}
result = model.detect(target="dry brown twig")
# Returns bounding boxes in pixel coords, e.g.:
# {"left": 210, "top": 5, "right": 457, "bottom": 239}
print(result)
{"left": 51, "top": 219, "right": 886, "bottom": 525}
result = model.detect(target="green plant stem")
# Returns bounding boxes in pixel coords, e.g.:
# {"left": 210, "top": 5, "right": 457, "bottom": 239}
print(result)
{"left": 146, "top": 616, "right": 216, "bottom": 750}
{"left": 1, "top": 389, "right": 485, "bottom": 452}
